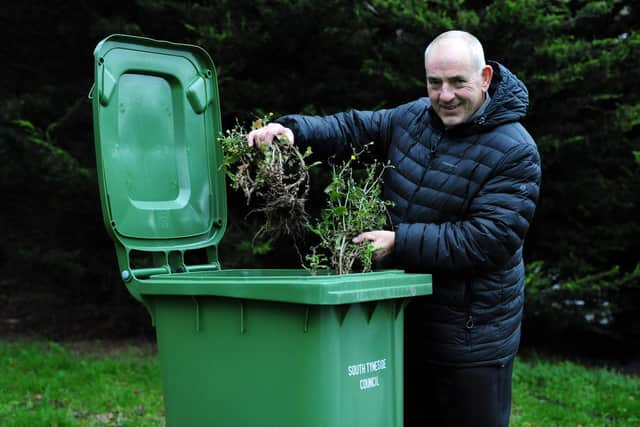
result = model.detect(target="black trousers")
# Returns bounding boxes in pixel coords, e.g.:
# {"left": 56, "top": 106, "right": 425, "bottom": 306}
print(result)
{"left": 404, "top": 357, "right": 514, "bottom": 427}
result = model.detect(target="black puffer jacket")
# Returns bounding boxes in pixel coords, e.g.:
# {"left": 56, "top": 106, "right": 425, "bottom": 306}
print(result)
{"left": 277, "top": 62, "right": 541, "bottom": 366}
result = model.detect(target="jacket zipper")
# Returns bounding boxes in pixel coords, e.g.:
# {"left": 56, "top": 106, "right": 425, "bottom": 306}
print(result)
{"left": 430, "top": 131, "right": 443, "bottom": 157}
{"left": 464, "top": 279, "right": 474, "bottom": 347}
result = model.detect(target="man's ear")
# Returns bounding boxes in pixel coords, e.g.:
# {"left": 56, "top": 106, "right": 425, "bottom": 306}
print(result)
{"left": 481, "top": 65, "right": 493, "bottom": 92}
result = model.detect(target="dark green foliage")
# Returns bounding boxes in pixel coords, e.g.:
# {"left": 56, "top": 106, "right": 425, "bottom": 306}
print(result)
{"left": 525, "top": 262, "right": 640, "bottom": 336}
{"left": 484, "top": 3, "right": 640, "bottom": 278}
{"left": 1, "top": 1, "right": 638, "bottom": 348}
{"left": 306, "top": 148, "right": 393, "bottom": 274}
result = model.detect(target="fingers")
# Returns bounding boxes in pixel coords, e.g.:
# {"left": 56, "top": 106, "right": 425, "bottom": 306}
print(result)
{"left": 282, "top": 128, "right": 294, "bottom": 144}
{"left": 247, "top": 123, "right": 294, "bottom": 147}
{"left": 352, "top": 232, "right": 375, "bottom": 244}
{"left": 353, "top": 230, "right": 393, "bottom": 246}
{"left": 247, "top": 126, "right": 271, "bottom": 147}
{"left": 353, "top": 231, "right": 396, "bottom": 260}
{"left": 246, "top": 129, "right": 258, "bottom": 147}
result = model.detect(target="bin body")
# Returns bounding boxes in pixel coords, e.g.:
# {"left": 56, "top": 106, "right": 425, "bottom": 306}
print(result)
{"left": 139, "top": 269, "right": 430, "bottom": 427}
{"left": 91, "top": 35, "right": 433, "bottom": 427}
{"left": 152, "top": 293, "right": 403, "bottom": 426}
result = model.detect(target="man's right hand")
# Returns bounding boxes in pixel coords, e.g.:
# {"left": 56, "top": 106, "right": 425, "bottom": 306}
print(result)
{"left": 247, "top": 123, "right": 295, "bottom": 148}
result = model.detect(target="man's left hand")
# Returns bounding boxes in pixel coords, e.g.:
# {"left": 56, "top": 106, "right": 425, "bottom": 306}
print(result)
{"left": 353, "top": 230, "right": 395, "bottom": 260}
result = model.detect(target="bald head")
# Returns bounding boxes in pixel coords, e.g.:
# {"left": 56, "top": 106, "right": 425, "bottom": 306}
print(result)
{"left": 424, "top": 31, "right": 486, "bottom": 73}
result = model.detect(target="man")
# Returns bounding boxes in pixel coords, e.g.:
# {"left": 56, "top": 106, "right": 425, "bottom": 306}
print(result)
{"left": 248, "top": 30, "right": 540, "bottom": 427}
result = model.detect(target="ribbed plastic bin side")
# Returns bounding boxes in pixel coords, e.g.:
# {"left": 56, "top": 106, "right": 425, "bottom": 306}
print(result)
{"left": 139, "top": 269, "right": 431, "bottom": 427}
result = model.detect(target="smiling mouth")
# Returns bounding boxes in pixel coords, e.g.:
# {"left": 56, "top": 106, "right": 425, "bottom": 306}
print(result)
{"left": 440, "top": 104, "right": 461, "bottom": 111}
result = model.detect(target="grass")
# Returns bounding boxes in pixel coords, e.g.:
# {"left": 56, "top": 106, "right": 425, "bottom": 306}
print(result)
{"left": 512, "top": 353, "right": 640, "bottom": 427}
{"left": 0, "top": 339, "right": 164, "bottom": 427}
{"left": 0, "top": 340, "right": 638, "bottom": 426}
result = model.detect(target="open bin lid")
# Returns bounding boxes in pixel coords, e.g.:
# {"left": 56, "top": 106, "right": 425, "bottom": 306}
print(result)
{"left": 92, "top": 34, "right": 227, "bottom": 274}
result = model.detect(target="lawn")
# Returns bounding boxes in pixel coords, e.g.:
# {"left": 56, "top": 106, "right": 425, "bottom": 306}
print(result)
{"left": 0, "top": 340, "right": 164, "bottom": 427}
{"left": 512, "top": 353, "right": 639, "bottom": 427}
{"left": 0, "top": 340, "right": 638, "bottom": 426}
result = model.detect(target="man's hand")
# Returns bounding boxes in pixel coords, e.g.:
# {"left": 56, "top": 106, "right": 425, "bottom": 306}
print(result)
{"left": 247, "top": 123, "right": 295, "bottom": 148}
{"left": 353, "top": 230, "right": 395, "bottom": 260}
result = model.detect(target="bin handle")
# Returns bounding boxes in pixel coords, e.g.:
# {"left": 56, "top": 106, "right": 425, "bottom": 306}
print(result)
{"left": 127, "top": 266, "right": 171, "bottom": 280}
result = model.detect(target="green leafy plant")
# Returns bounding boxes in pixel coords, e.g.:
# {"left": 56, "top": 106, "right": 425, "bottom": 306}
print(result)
{"left": 306, "top": 145, "right": 394, "bottom": 274}
{"left": 219, "top": 116, "right": 318, "bottom": 243}
{"left": 220, "top": 120, "right": 393, "bottom": 274}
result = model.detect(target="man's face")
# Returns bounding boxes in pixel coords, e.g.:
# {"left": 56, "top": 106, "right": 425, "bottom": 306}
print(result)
{"left": 425, "top": 40, "right": 491, "bottom": 128}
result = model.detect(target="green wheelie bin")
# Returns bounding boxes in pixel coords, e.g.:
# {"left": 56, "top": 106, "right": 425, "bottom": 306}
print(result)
{"left": 91, "top": 34, "right": 432, "bottom": 427}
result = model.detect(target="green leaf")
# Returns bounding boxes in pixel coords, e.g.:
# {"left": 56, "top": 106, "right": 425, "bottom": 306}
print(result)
{"left": 12, "top": 119, "right": 35, "bottom": 131}
{"left": 333, "top": 206, "right": 348, "bottom": 215}
{"left": 252, "top": 240, "right": 272, "bottom": 255}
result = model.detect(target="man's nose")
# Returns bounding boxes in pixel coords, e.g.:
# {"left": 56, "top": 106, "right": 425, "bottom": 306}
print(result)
{"left": 440, "top": 85, "right": 455, "bottom": 102}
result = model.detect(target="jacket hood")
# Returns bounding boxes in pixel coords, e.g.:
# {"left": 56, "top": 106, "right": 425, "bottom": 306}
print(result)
{"left": 483, "top": 61, "right": 529, "bottom": 127}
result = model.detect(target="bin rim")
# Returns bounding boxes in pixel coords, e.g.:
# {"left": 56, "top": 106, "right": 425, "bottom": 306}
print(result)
{"left": 136, "top": 268, "right": 433, "bottom": 305}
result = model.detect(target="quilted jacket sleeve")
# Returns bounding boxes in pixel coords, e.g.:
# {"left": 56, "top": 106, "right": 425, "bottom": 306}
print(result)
{"left": 275, "top": 109, "right": 392, "bottom": 161}
{"left": 395, "top": 142, "right": 541, "bottom": 272}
